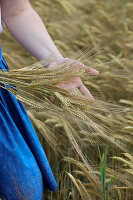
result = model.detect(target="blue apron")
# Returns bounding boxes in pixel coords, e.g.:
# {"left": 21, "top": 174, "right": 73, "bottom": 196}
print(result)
{"left": 0, "top": 44, "right": 57, "bottom": 200}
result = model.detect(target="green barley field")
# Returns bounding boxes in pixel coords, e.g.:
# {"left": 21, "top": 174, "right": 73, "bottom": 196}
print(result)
{"left": 0, "top": 0, "right": 133, "bottom": 199}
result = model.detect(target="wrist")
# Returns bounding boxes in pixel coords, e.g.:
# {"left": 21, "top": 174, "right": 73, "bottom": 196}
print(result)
{"left": 44, "top": 56, "right": 67, "bottom": 69}
{"left": 37, "top": 47, "right": 63, "bottom": 61}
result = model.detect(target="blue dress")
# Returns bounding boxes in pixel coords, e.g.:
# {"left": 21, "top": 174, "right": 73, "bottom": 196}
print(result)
{"left": 0, "top": 44, "right": 57, "bottom": 200}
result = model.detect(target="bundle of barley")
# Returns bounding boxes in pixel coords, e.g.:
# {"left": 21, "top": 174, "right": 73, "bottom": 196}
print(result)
{"left": 0, "top": 53, "right": 132, "bottom": 199}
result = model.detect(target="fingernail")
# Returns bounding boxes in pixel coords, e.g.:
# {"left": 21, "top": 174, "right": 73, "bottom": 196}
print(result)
{"left": 50, "top": 95, "right": 55, "bottom": 103}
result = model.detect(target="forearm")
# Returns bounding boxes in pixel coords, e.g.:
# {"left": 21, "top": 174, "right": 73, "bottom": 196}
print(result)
{"left": 1, "top": 2, "right": 63, "bottom": 61}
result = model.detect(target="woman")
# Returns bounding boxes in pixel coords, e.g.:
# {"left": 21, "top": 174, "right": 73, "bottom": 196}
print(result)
{"left": 0, "top": 0, "right": 99, "bottom": 199}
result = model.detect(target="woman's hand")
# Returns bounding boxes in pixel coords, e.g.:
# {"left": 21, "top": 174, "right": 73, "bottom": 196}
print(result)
{"left": 46, "top": 58, "right": 99, "bottom": 103}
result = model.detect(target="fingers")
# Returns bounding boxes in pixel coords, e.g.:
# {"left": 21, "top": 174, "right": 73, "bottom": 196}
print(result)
{"left": 85, "top": 67, "right": 99, "bottom": 76}
{"left": 45, "top": 58, "right": 99, "bottom": 77}
{"left": 49, "top": 84, "right": 94, "bottom": 104}
{"left": 66, "top": 59, "right": 99, "bottom": 76}
{"left": 78, "top": 84, "right": 94, "bottom": 100}
{"left": 76, "top": 62, "right": 99, "bottom": 76}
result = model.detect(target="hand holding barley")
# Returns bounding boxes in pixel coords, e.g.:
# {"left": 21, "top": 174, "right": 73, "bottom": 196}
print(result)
{"left": 47, "top": 58, "right": 99, "bottom": 103}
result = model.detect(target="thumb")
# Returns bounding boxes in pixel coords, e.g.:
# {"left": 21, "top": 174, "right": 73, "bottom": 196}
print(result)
{"left": 49, "top": 95, "right": 56, "bottom": 103}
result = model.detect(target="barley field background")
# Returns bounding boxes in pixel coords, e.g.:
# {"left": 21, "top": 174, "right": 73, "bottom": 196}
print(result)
{"left": 0, "top": 0, "right": 133, "bottom": 199}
